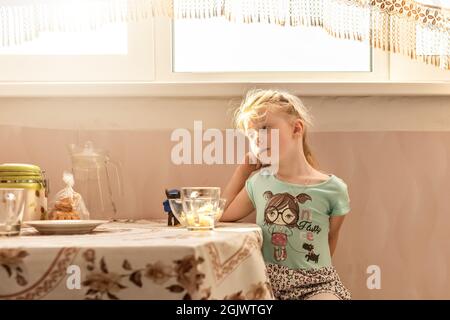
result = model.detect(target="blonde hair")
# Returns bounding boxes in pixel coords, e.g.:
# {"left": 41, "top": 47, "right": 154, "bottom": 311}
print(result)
{"left": 233, "top": 89, "right": 318, "bottom": 169}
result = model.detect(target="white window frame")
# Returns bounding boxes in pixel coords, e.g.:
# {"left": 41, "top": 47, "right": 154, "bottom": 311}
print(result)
{"left": 162, "top": 18, "right": 388, "bottom": 81}
{"left": 0, "top": 16, "right": 448, "bottom": 97}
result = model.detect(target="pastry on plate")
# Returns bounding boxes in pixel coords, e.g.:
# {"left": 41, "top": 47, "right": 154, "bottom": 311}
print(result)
{"left": 47, "top": 197, "right": 81, "bottom": 220}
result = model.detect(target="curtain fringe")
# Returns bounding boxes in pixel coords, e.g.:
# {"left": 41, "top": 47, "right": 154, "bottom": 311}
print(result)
{"left": 0, "top": 0, "right": 448, "bottom": 70}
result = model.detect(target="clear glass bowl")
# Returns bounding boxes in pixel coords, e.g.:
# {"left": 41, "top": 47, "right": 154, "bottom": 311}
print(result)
{"left": 215, "top": 198, "right": 226, "bottom": 223}
{"left": 168, "top": 198, "right": 187, "bottom": 226}
{"left": 168, "top": 197, "right": 226, "bottom": 229}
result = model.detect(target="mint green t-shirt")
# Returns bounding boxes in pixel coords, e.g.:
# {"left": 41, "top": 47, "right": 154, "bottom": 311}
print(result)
{"left": 245, "top": 170, "right": 350, "bottom": 270}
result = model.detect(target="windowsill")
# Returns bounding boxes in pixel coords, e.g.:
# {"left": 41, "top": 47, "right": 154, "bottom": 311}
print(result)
{"left": 0, "top": 81, "right": 448, "bottom": 97}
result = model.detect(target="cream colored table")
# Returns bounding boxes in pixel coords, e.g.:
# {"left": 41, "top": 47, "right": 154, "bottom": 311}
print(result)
{"left": 0, "top": 220, "right": 274, "bottom": 300}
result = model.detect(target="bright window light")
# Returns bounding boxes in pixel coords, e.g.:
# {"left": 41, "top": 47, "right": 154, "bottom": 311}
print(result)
{"left": 173, "top": 18, "right": 372, "bottom": 72}
{"left": 0, "top": 23, "right": 128, "bottom": 55}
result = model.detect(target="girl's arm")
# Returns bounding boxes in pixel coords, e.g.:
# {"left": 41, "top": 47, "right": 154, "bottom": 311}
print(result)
{"left": 328, "top": 215, "right": 346, "bottom": 257}
{"left": 221, "top": 153, "right": 262, "bottom": 222}
{"left": 221, "top": 187, "right": 254, "bottom": 222}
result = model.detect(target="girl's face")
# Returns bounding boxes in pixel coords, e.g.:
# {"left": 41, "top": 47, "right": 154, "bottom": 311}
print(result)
{"left": 247, "top": 110, "right": 301, "bottom": 164}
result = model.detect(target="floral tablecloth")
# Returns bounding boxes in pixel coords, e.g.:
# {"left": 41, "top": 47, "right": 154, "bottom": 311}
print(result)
{"left": 0, "top": 220, "right": 274, "bottom": 300}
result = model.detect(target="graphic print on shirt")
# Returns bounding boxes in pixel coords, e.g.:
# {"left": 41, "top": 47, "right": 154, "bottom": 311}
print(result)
{"left": 302, "top": 242, "right": 320, "bottom": 263}
{"left": 263, "top": 190, "right": 320, "bottom": 262}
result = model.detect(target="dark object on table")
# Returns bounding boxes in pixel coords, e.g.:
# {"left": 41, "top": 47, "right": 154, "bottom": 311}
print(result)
{"left": 163, "top": 189, "right": 181, "bottom": 226}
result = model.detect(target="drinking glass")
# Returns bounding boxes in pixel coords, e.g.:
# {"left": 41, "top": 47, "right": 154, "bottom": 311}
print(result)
{"left": 180, "top": 187, "right": 220, "bottom": 200}
{"left": 0, "top": 188, "right": 26, "bottom": 236}
{"left": 182, "top": 198, "right": 218, "bottom": 231}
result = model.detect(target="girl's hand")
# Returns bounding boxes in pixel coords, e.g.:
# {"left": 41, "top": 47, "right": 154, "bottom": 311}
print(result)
{"left": 222, "top": 152, "right": 265, "bottom": 221}
{"left": 238, "top": 152, "right": 268, "bottom": 177}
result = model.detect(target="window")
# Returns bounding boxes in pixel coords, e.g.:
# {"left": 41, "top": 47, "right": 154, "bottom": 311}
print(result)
{"left": 0, "top": 5, "right": 447, "bottom": 95}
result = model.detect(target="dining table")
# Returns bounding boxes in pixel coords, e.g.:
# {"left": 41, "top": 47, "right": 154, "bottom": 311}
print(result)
{"left": 0, "top": 220, "right": 274, "bottom": 300}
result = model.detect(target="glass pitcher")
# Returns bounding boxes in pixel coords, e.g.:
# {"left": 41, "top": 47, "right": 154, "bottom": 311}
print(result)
{"left": 68, "top": 141, "right": 123, "bottom": 220}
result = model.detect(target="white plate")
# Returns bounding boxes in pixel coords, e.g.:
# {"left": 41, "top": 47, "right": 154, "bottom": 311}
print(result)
{"left": 24, "top": 220, "right": 108, "bottom": 235}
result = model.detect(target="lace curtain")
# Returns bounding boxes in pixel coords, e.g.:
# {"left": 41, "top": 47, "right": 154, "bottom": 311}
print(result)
{"left": 1, "top": 0, "right": 449, "bottom": 69}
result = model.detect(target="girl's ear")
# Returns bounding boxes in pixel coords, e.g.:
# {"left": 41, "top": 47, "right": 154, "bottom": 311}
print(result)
{"left": 263, "top": 191, "right": 273, "bottom": 200}
{"left": 292, "top": 119, "right": 304, "bottom": 136}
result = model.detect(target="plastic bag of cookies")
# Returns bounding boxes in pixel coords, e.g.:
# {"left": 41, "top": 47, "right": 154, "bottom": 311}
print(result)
{"left": 47, "top": 171, "right": 90, "bottom": 220}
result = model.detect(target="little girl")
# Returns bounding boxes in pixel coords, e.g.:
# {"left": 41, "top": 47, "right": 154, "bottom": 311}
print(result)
{"left": 221, "top": 89, "right": 351, "bottom": 300}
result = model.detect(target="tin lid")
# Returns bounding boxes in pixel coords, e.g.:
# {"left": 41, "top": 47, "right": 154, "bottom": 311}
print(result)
{"left": 0, "top": 163, "right": 44, "bottom": 178}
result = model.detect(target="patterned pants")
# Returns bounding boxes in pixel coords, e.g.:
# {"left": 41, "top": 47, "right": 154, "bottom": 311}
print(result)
{"left": 266, "top": 263, "right": 351, "bottom": 300}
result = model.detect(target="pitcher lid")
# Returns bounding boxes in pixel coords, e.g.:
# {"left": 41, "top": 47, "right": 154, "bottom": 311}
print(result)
{"left": 70, "top": 141, "right": 107, "bottom": 159}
